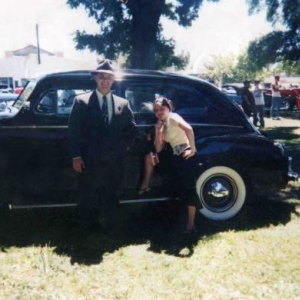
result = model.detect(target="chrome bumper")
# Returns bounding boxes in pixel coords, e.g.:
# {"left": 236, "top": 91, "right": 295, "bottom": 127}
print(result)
{"left": 288, "top": 157, "right": 299, "bottom": 181}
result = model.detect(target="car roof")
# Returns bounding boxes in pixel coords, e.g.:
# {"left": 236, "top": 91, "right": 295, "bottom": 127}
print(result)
{"left": 31, "top": 69, "right": 213, "bottom": 87}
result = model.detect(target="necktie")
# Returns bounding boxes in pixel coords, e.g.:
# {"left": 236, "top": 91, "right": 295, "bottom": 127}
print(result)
{"left": 102, "top": 95, "right": 108, "bottom": 124}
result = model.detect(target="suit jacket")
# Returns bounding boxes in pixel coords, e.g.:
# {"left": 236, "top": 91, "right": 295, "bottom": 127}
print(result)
{"left": 68, "top": 91, "right": 136, "bottom": 167}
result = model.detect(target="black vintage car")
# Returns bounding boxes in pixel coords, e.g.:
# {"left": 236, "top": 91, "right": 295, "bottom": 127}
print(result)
{"left": 0, "top": 70, "right": 297, "bottom": 221}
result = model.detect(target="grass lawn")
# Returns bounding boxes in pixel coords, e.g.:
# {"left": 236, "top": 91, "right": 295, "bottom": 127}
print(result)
{"left": 0, "top": 113, "right": 299, "bottom": 300}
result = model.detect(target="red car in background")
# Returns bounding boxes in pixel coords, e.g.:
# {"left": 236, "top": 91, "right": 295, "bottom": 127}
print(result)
{"left": 14, "top": 87, "right": 24, "bottom": 95}
{"left": 223, "top": 83, "right": 300, "bottom": 112}
{"left": 263, "top": 84, "right": 300, "bottom": 111}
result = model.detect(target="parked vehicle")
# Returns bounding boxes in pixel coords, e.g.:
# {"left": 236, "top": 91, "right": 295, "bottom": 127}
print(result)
{"left": 14, "top": 87, "right": 24, "bottom": 95}
{"left": 0, "top": 70, "right": 297, "bottom": 221}
{"left": 263, "top": 87, "right": 300, "bottom": 111}
{"left": 222, "top": 83, "right": 300, "bottom": 111}
{"left": 0, "top": 87, "right": 14, "bottom": 94}
{"left": 0, "top": 92, "right": 18, "bottom": 102}
{"left": 221, "top": 84, "right": 243, "bottom": 105}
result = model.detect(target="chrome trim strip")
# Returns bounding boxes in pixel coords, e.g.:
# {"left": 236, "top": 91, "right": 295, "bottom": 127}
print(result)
{"left": 9, "top": 203, "right": 77, "bottom": 209}
{"left": 0, "top": 124, "right": 243, "bottom": 130}
{"left": 9, "top": 197, "right": 174, "bottom": 209}
{"left": 120, "top": 197, "right": 174, "bottom": 204}
{"left": 0, "top": 126, "right": 68, "bottom": 129}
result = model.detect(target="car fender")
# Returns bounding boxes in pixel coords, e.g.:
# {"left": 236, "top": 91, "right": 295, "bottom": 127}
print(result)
{"left": 194, "top": 133, "right": 288, "bottom": 192}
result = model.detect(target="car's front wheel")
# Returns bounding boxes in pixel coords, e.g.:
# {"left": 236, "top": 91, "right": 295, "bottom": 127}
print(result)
{"left": 196, "top": 166, "right": 246, "bottom": 220}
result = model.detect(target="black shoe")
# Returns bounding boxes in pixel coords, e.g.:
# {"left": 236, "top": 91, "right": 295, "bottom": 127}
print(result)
{"left": 181, "top": 226, "right": 198, "bottom": 234}
{"left": 137, "top": 187, "right": 151, "bottom": 198}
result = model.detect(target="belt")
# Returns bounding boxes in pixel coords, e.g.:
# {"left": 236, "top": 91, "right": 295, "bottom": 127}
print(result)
{"left": 173, "top": 143, "right": 189, "bottom": 155}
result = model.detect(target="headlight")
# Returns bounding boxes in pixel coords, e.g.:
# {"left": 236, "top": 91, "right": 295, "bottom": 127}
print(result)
{"left": 0, "top": 102, "right": 7, "bottom": 111}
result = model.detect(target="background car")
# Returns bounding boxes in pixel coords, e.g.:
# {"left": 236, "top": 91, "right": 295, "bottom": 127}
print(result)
{"left": 0, "top": 87, "right": 14, "bottom": 93}
{"left": 221, "top": 83, "right": 243, "bottom": 105}
{"left": 14, "top": 87, "right": 24, "bottom": 95}
{"left": 222, "top": 83, "right": 300, "bottom": 111}
{"left": 263, "top": 86, "right": 300, "bottom": 111}
{"left": 0, "top": 92, "right": 18, "bottom": 102}
{"left": 0, "top": 70, "right": 297, "bottom": 221}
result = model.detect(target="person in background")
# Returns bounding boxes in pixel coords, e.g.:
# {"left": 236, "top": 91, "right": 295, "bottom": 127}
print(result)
{"left": 271, "top": 75, "right": 282, "bottom": 120}
{"left": 68, "top": 59, "right": 136, "bottom": 231}
{"left": 252, "top": 80, "right": 265, "bottom": 128}
{"left": 153, "top": 97, "right": 200, "bottom": 234}
{"left": 241, "top": 80, "right": 257, "bottom": 126}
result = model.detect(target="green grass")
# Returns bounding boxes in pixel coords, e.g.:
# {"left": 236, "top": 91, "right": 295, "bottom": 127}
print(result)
{"left": 0, "top": 114, "right": 300, "bottom": 300}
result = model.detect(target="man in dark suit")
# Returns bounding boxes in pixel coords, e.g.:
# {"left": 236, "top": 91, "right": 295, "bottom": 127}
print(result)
{"left": 241, "top": 80, "right": 257, "bottom": 125}
{"left": 69, "top": 59, "right": 136, "bottom": 230}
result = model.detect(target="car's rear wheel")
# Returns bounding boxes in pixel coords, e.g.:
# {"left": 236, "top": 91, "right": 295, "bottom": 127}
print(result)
{"left": 284, "top": 96, "right": 296, "bottom": 111}
{"left": 196, "top": 166, "right": 246, "bottom": 220}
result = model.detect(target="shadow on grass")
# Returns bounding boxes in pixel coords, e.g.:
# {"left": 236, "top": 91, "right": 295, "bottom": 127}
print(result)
{"left": 261, "top": 126, "right": 300, "bottom": 145}
{"left": 0, "top": 115, "right": 299, "bottom": 265}
{"left": 0, "top": 197, "right": 299, "bottom": 265}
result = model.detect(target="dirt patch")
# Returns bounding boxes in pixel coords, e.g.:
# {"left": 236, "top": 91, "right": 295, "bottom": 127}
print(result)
{"left": 265, "top": 116, "right": 300, "bottom": 129}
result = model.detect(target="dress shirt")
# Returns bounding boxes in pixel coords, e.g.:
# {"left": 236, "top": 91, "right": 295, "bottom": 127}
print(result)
{"left": 96, "top": 89, "right": 113, "bottom": 123}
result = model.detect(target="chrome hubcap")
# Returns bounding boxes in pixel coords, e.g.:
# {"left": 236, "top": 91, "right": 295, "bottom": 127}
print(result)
{"left": 200, "top": 175, "right": 237, "bottom": 212}
{"left": 207, "top": 181, "right": 229, "bottom": 198}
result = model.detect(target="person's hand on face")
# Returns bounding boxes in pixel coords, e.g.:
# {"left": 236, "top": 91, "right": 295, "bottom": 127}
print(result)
{"left": 155, "top": 119, "right": 165, "bottom": 133}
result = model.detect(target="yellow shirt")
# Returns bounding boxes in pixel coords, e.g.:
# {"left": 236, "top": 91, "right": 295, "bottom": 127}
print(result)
{"left": 164, "top": 112, "right": 189, "bottom": 151}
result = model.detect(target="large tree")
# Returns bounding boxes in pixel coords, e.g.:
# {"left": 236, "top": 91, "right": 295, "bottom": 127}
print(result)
{"left": 67, "top": 0, "right": 218, "bottom": 69}
{"left": 247, "top": 0, "right": 300, "bottom": 69}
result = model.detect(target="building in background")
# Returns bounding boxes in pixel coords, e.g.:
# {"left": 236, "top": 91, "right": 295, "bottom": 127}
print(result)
{"left": 0, "top": 45, "right": 95, "bottom": 89}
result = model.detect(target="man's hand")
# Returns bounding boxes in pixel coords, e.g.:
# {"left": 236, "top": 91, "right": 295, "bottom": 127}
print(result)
{"left": 73, "top": 157, "right": 85, "bottom": 173}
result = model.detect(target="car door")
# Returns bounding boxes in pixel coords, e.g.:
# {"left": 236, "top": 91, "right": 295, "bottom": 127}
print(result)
{"left": 5, "top": 77, "right": 95, "bottom": 205}
{"left": 117, "top": 76, "right": 251, "bottom": 198}
{"left": 117, "top": 77, "right": 212, "bottom": 197}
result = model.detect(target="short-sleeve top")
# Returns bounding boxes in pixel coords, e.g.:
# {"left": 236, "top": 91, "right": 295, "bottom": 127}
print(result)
{"left": 163, "top": 112, "right": 189, "bottom": 149}
{"left": 252, "top": 87, "right": 265, "bottom": 105}
{"left": 271, "top": 83, "right": 281, "bottom": 97}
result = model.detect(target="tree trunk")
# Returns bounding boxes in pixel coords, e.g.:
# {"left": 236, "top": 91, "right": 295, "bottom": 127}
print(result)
{"left": 129, "top": 0, "right": 165, "bottom": 69}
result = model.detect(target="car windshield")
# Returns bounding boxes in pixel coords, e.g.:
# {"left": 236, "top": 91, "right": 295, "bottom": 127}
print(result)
{"left": 13, "top": 79, "right": 36, "bottom": 110}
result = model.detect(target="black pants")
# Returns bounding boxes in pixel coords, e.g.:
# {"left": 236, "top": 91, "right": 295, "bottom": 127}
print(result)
{"left": 171, "top": 154, "right": 201, "bottom": 208}
{"left": 77, "top": 158, "right": 124, "bottom": 229}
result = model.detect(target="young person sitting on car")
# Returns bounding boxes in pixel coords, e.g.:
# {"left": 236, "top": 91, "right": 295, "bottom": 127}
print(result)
{"left": 137, "top": 102, "right": 172, "bottom": 197}
{"left": 153, "top": 97, "right": 200, "bottom": 234}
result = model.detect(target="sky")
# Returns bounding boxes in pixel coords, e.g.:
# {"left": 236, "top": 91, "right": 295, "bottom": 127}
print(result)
{"left": 0, "top": 0, "right": 284, "bottom": 71}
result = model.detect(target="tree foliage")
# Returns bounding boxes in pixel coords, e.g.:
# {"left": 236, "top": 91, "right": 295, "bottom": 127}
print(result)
{"left": 246, "top": 0, "right": 300, "bottom": 71}
{"left": 203, "top": 52, "right": 266, "bottom": 85}
{"left": 67, "top": 0, "right": 218, "bottom": 69}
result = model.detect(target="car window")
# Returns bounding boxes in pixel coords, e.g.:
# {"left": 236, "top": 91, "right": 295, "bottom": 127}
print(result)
{"left": 57, "top": 89, "right": 92, "bottom": 115}
{"left": 35, "top": 89, "right": 93, "bottom": 115}
{"left": 13, "top": 79, "right": 36, "bottom": 110}
{"left": 123, "top": 80, "right": 208, "bottom": 124}
{"left": 37, "top": 90, "right": 57, "bottom": 113}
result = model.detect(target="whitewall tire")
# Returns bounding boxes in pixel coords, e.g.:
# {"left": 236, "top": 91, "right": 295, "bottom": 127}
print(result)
{"left": 196, "top": 166, "right": 246, "bottom": 220}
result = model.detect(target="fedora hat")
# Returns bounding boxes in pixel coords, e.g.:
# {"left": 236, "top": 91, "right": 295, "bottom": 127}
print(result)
{"left": 91, "top": 59, "right": 115, "bottom": 75}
